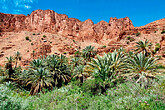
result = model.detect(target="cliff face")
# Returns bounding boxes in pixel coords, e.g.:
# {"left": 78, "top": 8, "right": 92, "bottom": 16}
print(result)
{"left": 0, "top": 9, "right": 134, "bottom": 41}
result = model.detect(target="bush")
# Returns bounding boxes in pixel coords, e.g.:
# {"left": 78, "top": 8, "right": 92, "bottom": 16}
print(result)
{"left": 102, "top": 45, "right": 106, "bottom": 48}
{"left": 161, "top": 30, "right": 165, "bottom": 34}
{"left": 43, "top": 35, "right": 46, "bottom": 38}
{"left": 0, "top": 84, "right": 29, "bottom": 110}
{"left": 73, "top": 40, "right": 76, "bottom": 43}
{"left": 136, "top": 32, "right": 141, "bottom": 36}
{"left": 155, "top": 43, "right": 160, "bottom": 52}
{"left": 25, "top": 36, "right": 29, "bottom": 40}
{"left": 63, "top": 52, "right": 67, "bottom": 54}
{"left": 126, "top": 41, "right": 130, "bottom": 44}
{"left": 33, "top": 33, "right": 35, "bottom": 35}
{"left": 127, "top": 36, "right": 131, "bottom": 40}
{"left": 127, "top": 36, "right": 135, "bottom": 42}
{"left": 81, "top": 79, "right": 100, "bottom": 95}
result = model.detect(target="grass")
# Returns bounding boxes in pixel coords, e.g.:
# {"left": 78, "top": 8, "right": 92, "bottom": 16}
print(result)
{"left": 0, "top": 45, "right": 165, "bottom": 110}
{"left": 0, "top": 77, "right": 164, "bottom": 110}
{"left": 29, "top": 79, "right": 165, "bottom": 109}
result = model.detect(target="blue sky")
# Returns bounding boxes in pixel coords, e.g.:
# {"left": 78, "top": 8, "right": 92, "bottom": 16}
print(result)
{"left": 0, "top": 0, "right": 165, "bottom": 27}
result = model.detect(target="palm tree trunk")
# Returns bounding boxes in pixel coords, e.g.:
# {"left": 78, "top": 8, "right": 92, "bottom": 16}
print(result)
{"left": 15, "top": 60, "right": 17, "bottom": 69}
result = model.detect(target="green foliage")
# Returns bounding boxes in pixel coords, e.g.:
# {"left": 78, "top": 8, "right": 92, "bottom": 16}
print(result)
{"left": 33, "top": 33, "right": 35, "bottom": 35}
{"left": 124, "top": 52, "right": 158, "bottom": 87}
{"left": 25, "top": 79, "right": 164, "bottom": 110}
{"left": 0, "top": 43, "right": 164, "bottom": 109}
{"left": 46, "top": 55, "right": 71, "bottom": 87}
{"left": 161, "top": 30, "right": 165, "bottom": 34}
{"left": 135, "top": 39, "right": 152, "bottom": 56}
{"left": 0, "top": 83, "right": 29, "bottom": 110}
{"left": 25, "top": 36, "right": 29, "bottom": 40}
{"left": 136, "top": 32, "right": 141, "bottom": 36}
{"left": 5, "top": 56, "right": 14, "bottom": 78}
{"left": 84, "top": 48, "right": 125, "bottom": 93}
{"left": 102, "top": 45, "right": 106, "bottom": 48}
{"left": 155, "top": 43, "right": 161, "bottom": 52}
{"left": 0, "top": 66, "right": 4, "bottom": 76}
{"left": 74, "top": 51, "right": 81, "bottom": 57}
{"left": 43, "top": 35, "right": 46, "bottom": 38}
{"left": 73, "top": 39, "right": 76, "bottom": 43}
{"left": 82, "top": 45, "right": 97, "bottom": 62}
{"left": 63, "top": 52, "right": 67, "bottom": 54}
{"left": 126, "top": 41, "right": 130, "bottom": 44}
{"left": 127, "top": 36, "right": 131, "bottom": 40}
{"left": 24, "top": 68, "right": 53, "bottom": 95}
{"left": 127, "top": 36, "right": 135, "bottom": 42}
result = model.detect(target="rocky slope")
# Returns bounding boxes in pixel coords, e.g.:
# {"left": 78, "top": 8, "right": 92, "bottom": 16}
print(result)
{"left": 0, "top": 9, "right": 134, "bottom": 42}
{"left": 0, "top": 9, "right": 165, "bottom": 65}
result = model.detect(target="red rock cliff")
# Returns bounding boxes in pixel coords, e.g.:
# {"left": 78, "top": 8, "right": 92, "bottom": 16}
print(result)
{"left": 0, "top": 9, "right": 134, "bottom": 41}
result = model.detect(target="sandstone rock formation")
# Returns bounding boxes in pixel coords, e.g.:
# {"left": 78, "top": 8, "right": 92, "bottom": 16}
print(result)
{"left": 1, "top": 9, "right": 165, "bottom": 65}
{"left": 31, "top": 44, "right": 52, "bottom": 59}
{"left": 0, "top": 10, "right": 134, "bottom": 42}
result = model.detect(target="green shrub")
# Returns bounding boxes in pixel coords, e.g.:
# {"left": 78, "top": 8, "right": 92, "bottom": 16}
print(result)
{"left": 127, "top": 36, "right": 135, "bottom": 42}
{"left": 63, "top": 52, "right": 67, "bottom": 54}
{"left": 126, "top": 41, "right": 130, "bottom": 44}
{"left": 0, "top": 84, "right": 29, "bottom": 110}
{"left": 127, "top": 36, "right": 131, "bottom": 40}
{"left": 43, "top": 35, "right": 46, "bottom": 38}
{"left": 25, "top": 36, "right": 29, "bottom": 40}
{"left": 81, "top": 79, "right": 101, "bottom": 95}
{"left": 161, "top": 30, "right": 165, "bottom": 34}
{"left": 136, "top": 32, "right": 141, "bottom": 36}
{"left": 155, "top": 43, "right": 160, "bottom": 52}
{"left": 73, "top": 40, "right": 76, "bottom": 43}
{"left": 102, "top": 45, "right": 106, "bottom": 48}
{"left": 33, "top": 33, "right": 35, "bottom": 35}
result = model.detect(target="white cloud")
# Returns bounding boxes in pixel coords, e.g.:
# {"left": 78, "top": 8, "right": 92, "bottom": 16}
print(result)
{"left": 24, "top": 5, "right": 31, "bottom": 9}
{"left": 0, "top": 0, "right": 37, "bottom": 14}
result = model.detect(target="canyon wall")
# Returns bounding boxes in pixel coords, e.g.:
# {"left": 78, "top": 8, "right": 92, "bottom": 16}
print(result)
{"left": 0, "top": 9, "right": 134, "bottom": 42}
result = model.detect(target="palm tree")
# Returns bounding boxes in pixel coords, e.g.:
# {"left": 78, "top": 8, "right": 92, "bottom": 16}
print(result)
{"left": 70, "top": 57, "right": 84, "bottom": 69}
{"left": 85, "top": 48, "right": 124, "bottom": 82}
{"left": 74, "top": 50, "right": 82, "bottom": 57}
{"left": 84, "top": 49, "right": 125, "bottom": 94}
{"left": 135, "top": 40, "right": 152, "bottom": 56}
{"left": 124, "top": 52, "right": 158, "bottom": 87}
{"left": 5, "top": 56, "right": 14, "bottom": 78}
{"left": 14, "top": 51, "right": 22, "bottom": 69}
{"left": 30, "top": 58, "right": 45, "bottom": 69}
{"left": 82, "top": 45, "right": 97, "bottom": 62}
{"left": 24, "top": 68, "right": 53, "bottom": 95}
{"left": 73, "top": 65, "right": 87, "bottom": 83}
{"left": 46, "top": 55, "right": 71, "bottom": 87}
